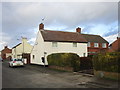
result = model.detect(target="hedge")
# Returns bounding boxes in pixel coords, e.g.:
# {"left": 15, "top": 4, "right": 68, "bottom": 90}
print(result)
{"left": 47, "top": 53, "right": 80, "bottom": 71}
{"left": 93, "top": 52, "right": 120, "bottom": 73}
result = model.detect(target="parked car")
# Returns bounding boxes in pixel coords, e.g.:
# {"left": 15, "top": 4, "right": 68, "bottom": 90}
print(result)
{"left": 9, "top": 59, "right": 24, "bottom": 67}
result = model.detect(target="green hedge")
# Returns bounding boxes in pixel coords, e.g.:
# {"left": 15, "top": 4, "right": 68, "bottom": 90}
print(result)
{"left": 47, "top": 53, "right": 80, "bottom": 71}
{"left": 93, "top": 52, "right": 120, "bottom": 73}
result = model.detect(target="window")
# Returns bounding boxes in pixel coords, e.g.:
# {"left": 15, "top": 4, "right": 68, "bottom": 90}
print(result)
{"left": 94, "top": 43, "right": 99, "bottom": 47}
{"left": 35, "top": 42, "right": 38, "bottom": 45}
{"left": 52, "top": 42, "right": 57, "bottom": 47}
{"left": 33, "top": 55, "right": 35, "bottom": 59}
{"left": 73, "top": 43, "right": 77, "bottom": 47}
{"left": 87, "top": 42, "right": 91, "bottom": 47}
{"left": 102, "top": 43, "right": 107, "bottom": 48}
{"left": 83, "top": 53, "right": 86, "bottom": 57}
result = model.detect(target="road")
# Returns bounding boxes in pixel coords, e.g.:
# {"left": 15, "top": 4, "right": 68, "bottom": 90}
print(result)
{"left": 2, "top": 61, "right": 119, "bottom": 88}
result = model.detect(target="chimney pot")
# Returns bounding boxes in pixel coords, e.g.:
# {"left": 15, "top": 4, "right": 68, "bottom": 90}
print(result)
{"left": 4, "top": 46, "right": 7, "bottom": 49}
{"left": 117, "top": 37, "right": 120, "bottom": 39}
{"left": 39, "top": 23, "right": 44, "bottom": 30}
{"left": 76, "top": 27, "right": 81, "bottom": 33}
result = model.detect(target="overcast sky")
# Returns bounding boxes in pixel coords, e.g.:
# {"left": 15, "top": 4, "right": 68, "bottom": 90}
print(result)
{"left": 0, "top": 0, "right": 119, "bottom": 50}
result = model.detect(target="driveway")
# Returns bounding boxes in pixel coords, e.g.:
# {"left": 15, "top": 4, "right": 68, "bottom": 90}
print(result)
{"left": 2, "top": 60, "right": 119, "bottom": 88}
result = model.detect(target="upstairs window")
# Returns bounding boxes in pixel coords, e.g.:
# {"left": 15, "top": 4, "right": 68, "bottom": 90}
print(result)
{"left": 73, "top": 43, "right": 77, "bottom": 47}
{"left": 87, "top": 42, "right": 91, "bottom": 47}
{"left": 94, "top": 43, "right": 99, "bottom": 47}
{"left": 102, "top": 43, "right": 107, "bottom": 48}
{"left": 52, "top": 42, "right": 57, "bottom": 47}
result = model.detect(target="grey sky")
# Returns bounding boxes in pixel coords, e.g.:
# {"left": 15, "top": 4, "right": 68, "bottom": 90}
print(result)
{"left": 0, "top": 1, "right": 119, "bottom": 50}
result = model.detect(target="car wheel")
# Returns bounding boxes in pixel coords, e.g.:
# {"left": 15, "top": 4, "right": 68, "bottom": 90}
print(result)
{"left": 11, "top": 64, "right": 14, "bottom": 68}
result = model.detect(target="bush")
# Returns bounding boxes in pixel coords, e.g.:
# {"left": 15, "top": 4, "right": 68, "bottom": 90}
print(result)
{"left": 47, "top": 53, "right": 80, "bottom": 71}
{"left": 93, "top": 52, "right": 120, "bottom": 73}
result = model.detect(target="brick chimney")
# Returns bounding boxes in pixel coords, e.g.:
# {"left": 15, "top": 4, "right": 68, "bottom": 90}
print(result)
{"left": 4, "top": 46, "right": 7, "bottom": 49}
{"left": 76, "top": 27, "right": 81, "bottom": 33}
{"left": 117, "top": 37, "right": 120, "bottom": 39}
{"left": 22, "top": 37, "right": 27, "bottom": 43}
{"left": 39, "top": 23, "right": 44, "bottom": 30}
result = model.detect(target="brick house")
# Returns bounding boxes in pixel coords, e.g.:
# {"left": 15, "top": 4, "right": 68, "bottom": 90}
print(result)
{"left": 108, "top": 37, "right": 120, "bottom": 52}
{"left": 1, "top": 46, "right": 12, "bottom": 60}
{"left": 81, "top": 34, "right": 109, "bottom": 55}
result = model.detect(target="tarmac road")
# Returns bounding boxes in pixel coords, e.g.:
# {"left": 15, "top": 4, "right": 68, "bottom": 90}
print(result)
{"left": 2, "top": 60, "right": 119, "bottom": 89}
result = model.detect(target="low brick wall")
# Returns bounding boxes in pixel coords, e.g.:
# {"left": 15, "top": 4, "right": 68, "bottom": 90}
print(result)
{"left": 94, "top": 70, "right": 120, "bottom": 80}
{"left": 49, "top": 65, "right": 73, "bottom": 72}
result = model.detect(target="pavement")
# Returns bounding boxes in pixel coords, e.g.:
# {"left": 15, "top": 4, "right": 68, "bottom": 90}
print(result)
{"left": 1, "top": 60, "right": 119, "bottom": 88}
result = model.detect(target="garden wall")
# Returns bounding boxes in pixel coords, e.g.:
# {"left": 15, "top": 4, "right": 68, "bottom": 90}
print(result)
{"left": 93, "top": 52, "right": 120, "bottom": 80}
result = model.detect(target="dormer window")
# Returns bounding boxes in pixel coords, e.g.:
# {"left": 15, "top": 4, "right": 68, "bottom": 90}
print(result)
{"left": 52, "top": 42, "right": 57, "bottom": 47}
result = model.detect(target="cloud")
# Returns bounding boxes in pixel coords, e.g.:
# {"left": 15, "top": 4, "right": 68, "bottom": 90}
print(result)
{"left": 103, "top": 29, "right": 118, "bottom": 37}
{"left": 103, "top": 33, "right": 118, "bottom": 44}
{"left": 1, "top": 2, "right": 118, "bottom": 50}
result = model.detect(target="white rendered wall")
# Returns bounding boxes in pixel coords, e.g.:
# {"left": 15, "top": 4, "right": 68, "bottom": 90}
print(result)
{"left": 31, "top": 30, "right": 88, "bottom": 65}
{"left": 12, "top": 40, "right": 32, "bottom": 59}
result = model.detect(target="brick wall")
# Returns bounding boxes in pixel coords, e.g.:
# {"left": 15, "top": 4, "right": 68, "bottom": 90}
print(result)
{"left": 108, "top": 38, "right": 120, "bottom": 52}
{"left": 94, "top": 70, "right": 120, "bottom": 80}
{"left": 1, "top": 47, "right": 12, "bottom": 60}
{"left": 88, "top": 42, "right": 108, "bottom": 55}
{"left": 111, "top": 38, "right": 120, "bottom": 51}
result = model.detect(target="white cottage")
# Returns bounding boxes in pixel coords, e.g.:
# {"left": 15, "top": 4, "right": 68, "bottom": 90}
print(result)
{"left": 31, "top": 23, "right": 88, "bottom": 66}
{"left": 12, "top": 38, "right": 32, "bottom": 64}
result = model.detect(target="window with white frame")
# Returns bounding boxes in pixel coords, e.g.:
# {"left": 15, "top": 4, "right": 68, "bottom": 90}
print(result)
{"left": 73, "top": 43, "right": 77, "bottom": 47}
{"left": 94, "top": 43, "right": 99, "bottom": 47}
{"left": 102, "top": 43, "right": 107, "bottom": 48}
{"left": 87, "top": 42, "right": 91, "bottom": 47}
{"left": 52, "top": 42, "right": 57, "bottom": 47}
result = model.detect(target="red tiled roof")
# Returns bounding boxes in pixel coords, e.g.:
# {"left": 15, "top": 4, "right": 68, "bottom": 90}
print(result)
{"left": 82, "top": 34, "right": 109, "bottom": 43}
{"left": 41, "top": 30, "right": 87, "bottom": 43}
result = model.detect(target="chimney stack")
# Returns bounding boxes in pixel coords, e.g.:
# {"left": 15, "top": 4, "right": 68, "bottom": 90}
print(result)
{"left": 76, "top": 27, "right": 81, "bottom": 33}
{"left": 4, "top": 46, "right": 7, "bottom": 49}
{"left": 117, "top": 37, "right": 120, "bottom": 39}
{"left": 39, "top": 23, "right": 44, "bottom": 30}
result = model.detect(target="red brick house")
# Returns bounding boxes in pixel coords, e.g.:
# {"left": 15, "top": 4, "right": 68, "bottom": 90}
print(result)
{"left": 81, "top": 33, "right": 109, "bottom": 55}
{"left": 1, "top": 46, "right": 12, "bottom": 60}
{"left": 108, "top": 37, "right": 120, "bottom": 52}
